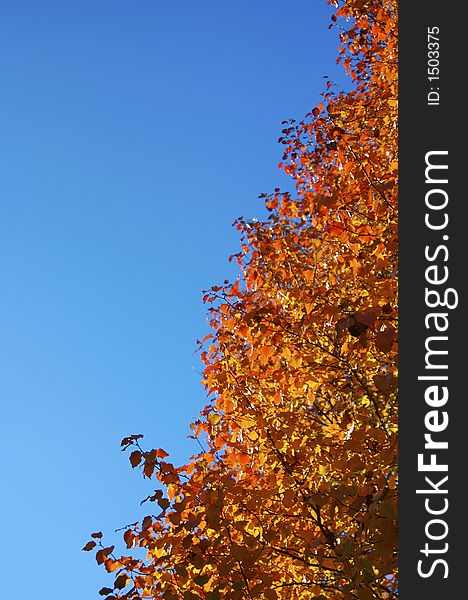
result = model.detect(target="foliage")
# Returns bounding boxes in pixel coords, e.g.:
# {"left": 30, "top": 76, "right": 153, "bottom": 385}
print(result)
{"left": 85, "top": 1, "right": 398, "bottom": 598}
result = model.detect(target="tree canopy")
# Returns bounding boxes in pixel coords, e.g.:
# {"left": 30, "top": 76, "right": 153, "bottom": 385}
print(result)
{"left": 85, "top": 1, "right": 398, "bottom": 598}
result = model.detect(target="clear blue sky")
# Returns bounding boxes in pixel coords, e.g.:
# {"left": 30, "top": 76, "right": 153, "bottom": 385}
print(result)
{"left": 0, "top": 1, "right": 345, "bottom": 597}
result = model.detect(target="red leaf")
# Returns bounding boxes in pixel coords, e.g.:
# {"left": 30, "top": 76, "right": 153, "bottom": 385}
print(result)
{"left": 143, "top": 461, "right": 155, "bottom": 479}
{"left": 129, "top": 450, "right": 142, "bottom": 468}
{"left": 99, "top": 588, "right": 113, "bottom": 596}
{"left": 96, "top": 546, "right": 114, "bottom": 565}
{"left": 114, "top": 574, "right": 128, "bottom": 590}
{"left": 82, "top": 541, "right": 96, "bottom": 551}
{"left": 124, "top": 529, "right": 134, "bottom": 549}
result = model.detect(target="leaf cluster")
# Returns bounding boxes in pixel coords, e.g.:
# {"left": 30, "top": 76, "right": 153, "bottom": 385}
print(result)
{"left": 85, "top": 1, "right": 398, "bottom": 598}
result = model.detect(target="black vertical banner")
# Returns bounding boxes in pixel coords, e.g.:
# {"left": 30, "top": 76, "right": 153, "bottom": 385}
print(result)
{"left": 399, "top": 2, "right": 465, "bottom": 597}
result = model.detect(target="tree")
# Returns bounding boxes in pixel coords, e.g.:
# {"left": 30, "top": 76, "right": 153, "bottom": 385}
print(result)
{"left": 85, "top": 1, "right": 398, "bottom": 598}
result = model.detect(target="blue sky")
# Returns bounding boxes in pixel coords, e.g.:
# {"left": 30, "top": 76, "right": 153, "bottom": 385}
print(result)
{"left": 0, "top": 1, "right": 345, "bottom": 597}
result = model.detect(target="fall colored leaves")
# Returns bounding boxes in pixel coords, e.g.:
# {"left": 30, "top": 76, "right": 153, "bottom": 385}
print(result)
{"left": 85, "top": 0, "right": 398, "bottom": 598}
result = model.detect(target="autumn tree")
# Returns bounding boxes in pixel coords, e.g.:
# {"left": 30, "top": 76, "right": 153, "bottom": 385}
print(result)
{"left": 85, "top": 1, "right": 398, "bottom": 598}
